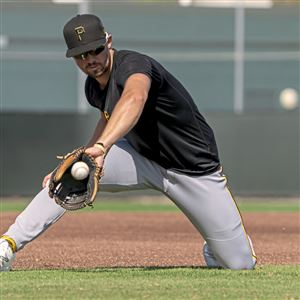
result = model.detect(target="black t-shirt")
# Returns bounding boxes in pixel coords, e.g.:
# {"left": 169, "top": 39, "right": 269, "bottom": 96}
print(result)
{"left": 85, "top": 50, "right": 220, "bottom": 175}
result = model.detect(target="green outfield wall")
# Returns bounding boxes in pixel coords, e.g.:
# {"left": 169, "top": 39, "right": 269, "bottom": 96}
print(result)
{"left": 2, "top": 3, "right": 299, "bottom": 112}
{"left": 1, "top": 112, "right": 299, "bottom": 196}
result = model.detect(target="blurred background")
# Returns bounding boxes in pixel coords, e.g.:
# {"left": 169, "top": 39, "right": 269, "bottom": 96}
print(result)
{"left": 1, "top": 0, "right": 299, "bottom": 196}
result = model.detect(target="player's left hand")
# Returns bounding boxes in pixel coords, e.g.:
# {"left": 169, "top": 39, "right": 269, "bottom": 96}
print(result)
{"left": 48, "top": 147, "right": 102, "bottom": 210}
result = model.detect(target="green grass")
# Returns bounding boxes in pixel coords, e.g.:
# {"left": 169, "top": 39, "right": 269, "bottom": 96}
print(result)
{"left": 238, "top": 201, "right": 299, "bottom": 212}
{"left": 1, "top": 199, "right": 299, "bottom": 299}
{"left": 0, "top": 198, "right": 299, "bottom": 213}
{"left": 0, "top": 266, "right": 299, "bottom": 300}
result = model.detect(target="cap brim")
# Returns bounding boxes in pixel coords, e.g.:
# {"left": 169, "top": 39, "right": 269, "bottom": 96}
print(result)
{"left": 66, "top": 38, "right": 106, "bottom": 58}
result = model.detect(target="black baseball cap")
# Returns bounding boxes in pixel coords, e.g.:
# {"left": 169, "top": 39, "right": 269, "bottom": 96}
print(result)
{"left": 63, "top": 14, "right": 107, "bottom": 58}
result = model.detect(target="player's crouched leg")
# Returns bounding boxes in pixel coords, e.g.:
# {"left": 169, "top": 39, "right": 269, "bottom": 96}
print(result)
{"left": 0, "top": 236, "right": 16, "bottom": 271}
{"left": 204, "top": 235, "right": 256, "bottom": 270}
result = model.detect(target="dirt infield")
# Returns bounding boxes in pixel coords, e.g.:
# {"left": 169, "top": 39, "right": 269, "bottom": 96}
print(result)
{"left": 1, "top": 211, "right": 299, "bottom": 269}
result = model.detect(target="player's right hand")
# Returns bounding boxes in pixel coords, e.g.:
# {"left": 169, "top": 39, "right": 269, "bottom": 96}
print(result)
{"left": 42, "top": 172, "right": 52, "bottom": 188}
{"left": 85, "top": 146, "right": 106, "bottom": 169}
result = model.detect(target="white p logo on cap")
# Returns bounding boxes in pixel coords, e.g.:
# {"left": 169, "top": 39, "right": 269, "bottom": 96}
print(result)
{"left": 75, "top": 26, "right": 85, "bottom": 41}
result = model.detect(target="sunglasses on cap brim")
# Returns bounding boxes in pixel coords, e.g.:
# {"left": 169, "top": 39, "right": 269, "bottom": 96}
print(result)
{"left": 74, "top": 32, "right": 109, "bottom": 60}
{"left": 74, "top": 46, "right": 106, "bottom": 60}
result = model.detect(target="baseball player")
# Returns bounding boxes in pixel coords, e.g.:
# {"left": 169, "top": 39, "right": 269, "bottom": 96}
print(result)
{"left": 0, "top": 14, "right": 256, "bottom": 271}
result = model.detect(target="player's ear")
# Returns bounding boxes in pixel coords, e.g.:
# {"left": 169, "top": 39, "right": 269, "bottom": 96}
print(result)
{"left": 106, "top": 33, "right": 112, "bottom": 49}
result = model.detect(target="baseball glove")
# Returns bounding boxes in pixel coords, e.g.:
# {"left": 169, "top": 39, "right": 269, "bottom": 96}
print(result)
{"left": 48, "top": 147, "right": 102, "bottom": 210}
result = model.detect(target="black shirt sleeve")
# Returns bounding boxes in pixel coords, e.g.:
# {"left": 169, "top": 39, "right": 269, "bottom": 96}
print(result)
{"left": 115, "top": 52, "right": 153, "bottom": 88}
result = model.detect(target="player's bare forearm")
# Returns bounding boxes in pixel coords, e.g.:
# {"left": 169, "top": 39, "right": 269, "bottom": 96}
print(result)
{"left": 84, "top": 73, "right": 150, "bottom": 168}
{"left": 86, "top": 113, "right": 107, "bottom": 147}
{"left": 98, "top": 93, "right": 145, "bottom": 147}
{"left": 97, "top": 73, "right": 150, "bottom": 149}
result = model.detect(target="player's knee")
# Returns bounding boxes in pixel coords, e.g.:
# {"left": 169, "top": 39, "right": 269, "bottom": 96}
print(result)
{"left": 227, "top": 235, "right": 257, "bottom": 270}
{"left": 230, "top": 259, "right": 256, "bottom": 270}
{"left": 226, "top": 251, "right": 257, "bottom": 270}
{"left": 220, "top": 243, "right": 257, "bottom": 270}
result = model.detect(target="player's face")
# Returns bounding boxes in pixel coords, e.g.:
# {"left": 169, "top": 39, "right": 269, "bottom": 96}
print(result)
{"left": 74, "top": 34, "right": 112, "bottom": 79}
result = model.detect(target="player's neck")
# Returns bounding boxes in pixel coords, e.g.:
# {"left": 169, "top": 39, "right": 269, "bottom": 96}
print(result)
{"left": 96, "top": 49, "right": 114, "bottom": 89}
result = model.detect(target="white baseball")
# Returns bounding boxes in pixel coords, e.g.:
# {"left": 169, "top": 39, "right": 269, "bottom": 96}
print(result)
{"left": 71, "top": 162, "right": 89, "bottom": 180}
{"left": 279, "top": 88, "right": 299, "bottom": 110}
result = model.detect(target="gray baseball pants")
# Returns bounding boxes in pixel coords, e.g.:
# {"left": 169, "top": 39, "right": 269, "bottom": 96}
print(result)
{"left": 4, "top": 139, "right": 256, "bottom": 269}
